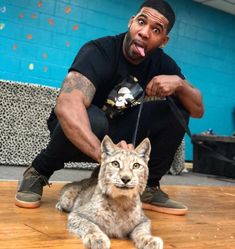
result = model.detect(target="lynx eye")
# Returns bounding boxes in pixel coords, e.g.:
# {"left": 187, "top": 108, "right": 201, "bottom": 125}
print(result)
{"left": 111, "top": 161, "right": 120, "bottom": 168}
{"left": 133, "top": 163, "right": 141, "bottom": 169}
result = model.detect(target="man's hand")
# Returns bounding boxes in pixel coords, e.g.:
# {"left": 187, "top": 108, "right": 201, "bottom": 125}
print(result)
{"left": 145, "top": 75, "right": 204, "bottom": 118}
{"left": 146, "top": 75, "right": 182, "bottom": 98}
{"left": 116, "top": 140, "right": 134, "bottom": 150}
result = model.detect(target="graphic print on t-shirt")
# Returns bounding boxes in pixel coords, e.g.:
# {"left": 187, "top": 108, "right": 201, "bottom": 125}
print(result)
{"left": 102, "top": 75, "right": 143, "bottom": 119}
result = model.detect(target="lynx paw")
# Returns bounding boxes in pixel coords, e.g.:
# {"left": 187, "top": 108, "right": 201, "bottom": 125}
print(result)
{"left": 55, "top": 202, "right": 62, "bottom": 211}
{"left": 137, "top": 235, "right": 163, "bottom": 249}
{"left": 83, "top": 232, "right": 111, "bottom": 249}
{"left": 55, "top": 201, "right": 72, "bottom": 213}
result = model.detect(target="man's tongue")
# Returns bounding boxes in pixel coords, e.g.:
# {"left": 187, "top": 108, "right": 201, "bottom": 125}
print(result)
{"left": 135, "top": 44, "right": 145, "bottom": 57}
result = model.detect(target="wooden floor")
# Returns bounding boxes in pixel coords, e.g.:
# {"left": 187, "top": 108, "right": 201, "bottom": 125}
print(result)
{"left": 0, "top": 181, "right": 234, "bottom": 249}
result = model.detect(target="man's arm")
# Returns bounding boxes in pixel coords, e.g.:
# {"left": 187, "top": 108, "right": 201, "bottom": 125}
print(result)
{"left": 145, "top": 75, "right": 204, "bottom": 118}
{"left": 54, "top": 71, "right": 101, "bottom": 162}
{"left": 175, "top": 78, "right": 204, "bottom": 118}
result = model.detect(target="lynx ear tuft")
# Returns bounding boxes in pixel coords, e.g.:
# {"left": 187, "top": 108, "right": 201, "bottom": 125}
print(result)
{"left": 135, "top": 138, "right": 151, "bottom": 162}
{"left": 101, "top": 135, "right": 116, "bottom": 156}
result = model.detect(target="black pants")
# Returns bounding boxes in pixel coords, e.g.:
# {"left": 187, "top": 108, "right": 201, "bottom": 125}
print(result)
{"left": 32, "top": 100, "right": 189, "bottom": 187}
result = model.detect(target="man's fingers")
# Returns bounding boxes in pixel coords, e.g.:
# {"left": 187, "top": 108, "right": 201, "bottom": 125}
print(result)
{"left": 117, "top": 140, "right": 134, "bottom": 150}
{"left": 117, "top": 140, "right": 128, "bottom": 149}
{"left": 127, "top": 143, "right": 134, "bottom": 150}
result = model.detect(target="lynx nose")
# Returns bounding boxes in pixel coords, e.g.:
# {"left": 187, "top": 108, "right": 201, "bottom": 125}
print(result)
{"left": 121, "top": 176, "right": 131, "bottom": 184}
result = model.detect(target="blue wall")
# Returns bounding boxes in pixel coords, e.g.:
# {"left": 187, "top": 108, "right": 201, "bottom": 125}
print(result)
{"left": 166, "top": 0, "right": 235, "bottom": 159}
{"left": 1, "top": 0, "right": 235, "bottom": 160}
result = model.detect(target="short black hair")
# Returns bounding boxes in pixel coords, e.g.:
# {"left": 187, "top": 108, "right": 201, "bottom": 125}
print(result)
{"left": 139, "top": 0, "right": 175, "bottom": 33}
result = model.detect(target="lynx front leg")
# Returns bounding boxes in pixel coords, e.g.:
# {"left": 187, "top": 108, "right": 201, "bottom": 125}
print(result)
{"left": 56, "top": 183, "right": 82, "bottom": 213}
{"left": 68, "top": 212, "right": 111, "bottom": 249}
{"left": 130, "top": 220, "right": 163, "bottom": 249}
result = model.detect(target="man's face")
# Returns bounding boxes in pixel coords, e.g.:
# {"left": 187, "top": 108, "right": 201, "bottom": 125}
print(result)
{"left": 123, "top": 7, "right": 169, "bottom": 64}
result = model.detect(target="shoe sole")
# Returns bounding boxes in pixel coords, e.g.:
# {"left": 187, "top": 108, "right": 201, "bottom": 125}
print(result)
{"left": 142, "top": 202, "right": 188, "bottom": 215}
{"left": 15, "top": 196, "right": 41, "bottom": 208}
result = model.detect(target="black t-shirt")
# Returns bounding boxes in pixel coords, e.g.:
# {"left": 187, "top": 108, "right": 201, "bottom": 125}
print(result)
{"left": 69, "top": 32, "right": 185, "bottom": 108}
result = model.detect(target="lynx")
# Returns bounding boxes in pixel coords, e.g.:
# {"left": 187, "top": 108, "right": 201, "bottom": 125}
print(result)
{"left": 56, "top": 135, "right": 163, "bottom": 249}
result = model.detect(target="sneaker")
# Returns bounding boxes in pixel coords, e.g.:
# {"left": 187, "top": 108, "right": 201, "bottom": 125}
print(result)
{"left": 15, "top": 166, "right": 51, "bottom": 208}
{"left": 141, "top": 186, "right": 188, "bottom": 215}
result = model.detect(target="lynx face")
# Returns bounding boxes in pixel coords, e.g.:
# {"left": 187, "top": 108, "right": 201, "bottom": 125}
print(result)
{"left": 98, "top": 136, "right": 151, "bottom": 199}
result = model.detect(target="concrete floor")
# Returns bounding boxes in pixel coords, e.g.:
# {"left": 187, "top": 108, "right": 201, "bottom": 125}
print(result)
{"left": 0, "top": 165, "right": 234, "bottom": 186}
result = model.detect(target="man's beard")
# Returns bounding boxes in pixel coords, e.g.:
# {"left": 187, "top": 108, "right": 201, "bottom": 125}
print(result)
{"left": 123, "top": 32, "right": 144, "bottom": 63}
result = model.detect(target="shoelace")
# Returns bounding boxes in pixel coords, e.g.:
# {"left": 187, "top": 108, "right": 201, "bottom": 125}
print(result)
{"left": 148, "top": 186, "right": 169, "bottom": 198}
{"left": 41, "top": 175, "right": 52, "bottom": 187}
{"left": 28, "top": 173, "right": 51, "bottom": 188}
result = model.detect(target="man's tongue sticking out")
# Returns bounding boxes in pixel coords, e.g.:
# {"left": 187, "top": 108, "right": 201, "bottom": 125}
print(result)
{"left": 135, "top": 44, "right": 145, "bottom": 57}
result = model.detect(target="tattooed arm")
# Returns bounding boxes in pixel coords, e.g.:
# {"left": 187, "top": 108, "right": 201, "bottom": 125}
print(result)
{"left": 54, "top": 71, "right": 101, "bottom": 162}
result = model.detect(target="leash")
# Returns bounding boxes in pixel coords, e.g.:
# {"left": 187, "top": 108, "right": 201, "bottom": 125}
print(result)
{"left": 132, "top": 92, "right": 235, "bottom": 165}
{"left": 132, "top": 92, "right": 145, "bottom": 147}
{"left": 131, "top": 93, "right": 235, "bottom": 164}
{"left": 166, "top": 96, "right": 192, "bottom": 137}
{"left": 166, "top": 96, "right": 235, "bottom": 165}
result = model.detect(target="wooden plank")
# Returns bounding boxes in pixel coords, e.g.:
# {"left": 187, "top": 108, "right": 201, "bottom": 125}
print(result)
{"left": 192, "top": 134, "right": 235, "bottom": 143}
{"left": 0, "top": 181, "right": 234, "bottom": 249}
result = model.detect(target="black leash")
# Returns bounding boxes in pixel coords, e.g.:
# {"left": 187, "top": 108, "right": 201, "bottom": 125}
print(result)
{"left": 166, "top": 96, "right": 192, "bottom": 137}
{"left": 131, "top": 93, "right": 235, "bottom": 164}
{"left": 132, "top": 92, "right": 145, "bottom": 147}
{"left": 166, "top": 96, "right": 235, "bottom": 165}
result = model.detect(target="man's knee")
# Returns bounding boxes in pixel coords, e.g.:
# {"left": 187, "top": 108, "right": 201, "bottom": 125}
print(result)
{"left": 48, "top": 105, "right": 109, "bottom": 140}
{"left": 87, "top": 105, "right": 109, "bottom": 139}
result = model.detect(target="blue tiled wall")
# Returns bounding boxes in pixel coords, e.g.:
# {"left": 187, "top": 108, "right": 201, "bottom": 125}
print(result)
{"left": 0, "top": 0, "right": 235, "bottom": 160}
{"left": 166, "top": 0, "right": 235, "bottom": 159}
{"left": 0, "top": 0, "right": 138, "bottom": 85}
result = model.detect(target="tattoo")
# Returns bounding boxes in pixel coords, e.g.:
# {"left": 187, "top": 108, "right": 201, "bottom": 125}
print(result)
{"left": 61, "top": 71, "right": 96, "bottom": 103}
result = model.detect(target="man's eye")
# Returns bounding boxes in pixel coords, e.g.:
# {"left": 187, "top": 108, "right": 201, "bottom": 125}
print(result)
{"left": 138, "top": 19, "right": 145, "bottom": 25}
{"left": 133, "top": 163, "right": 141, "bottom": 169}
{"left": 153, "top": 28, "right": 160, "bottom": 34}
{"left": 111, "top": 161, "right": 120, "bottom": 168}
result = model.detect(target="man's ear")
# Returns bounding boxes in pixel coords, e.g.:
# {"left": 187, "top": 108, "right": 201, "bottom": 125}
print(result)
{"left": 128, "top": 15, "right": 135, "bottom": 28}
{"left": 159, "top": 35, "right": 169, "bottom": 48}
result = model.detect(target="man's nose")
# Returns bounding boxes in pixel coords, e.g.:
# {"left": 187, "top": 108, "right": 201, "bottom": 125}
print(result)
{"left": 139, "top": 26, "right": 150, "bottom": 39}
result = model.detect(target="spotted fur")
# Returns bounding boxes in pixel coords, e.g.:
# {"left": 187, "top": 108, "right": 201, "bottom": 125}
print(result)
{"left": 0, "top": 80, "right": 97, "bottom": 169}
{"left": 56, "top": 135, "right": 163, "bottom": 249}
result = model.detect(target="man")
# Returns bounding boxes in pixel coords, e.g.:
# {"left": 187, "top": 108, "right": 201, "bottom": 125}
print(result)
{"left": 15, "top": 0, "right": 204, "bottom": 215}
